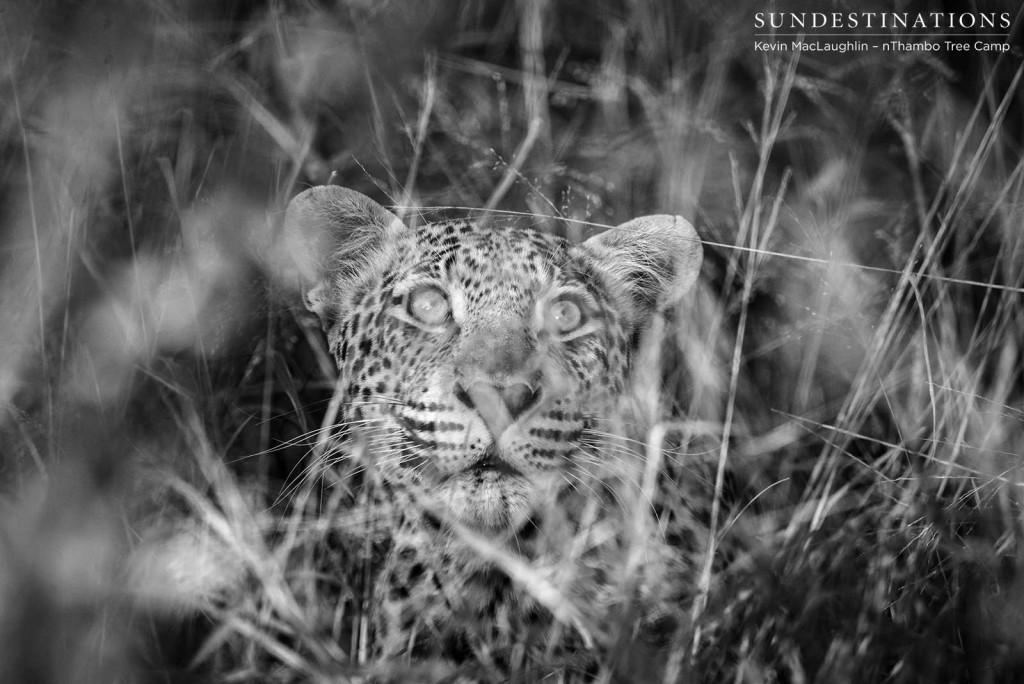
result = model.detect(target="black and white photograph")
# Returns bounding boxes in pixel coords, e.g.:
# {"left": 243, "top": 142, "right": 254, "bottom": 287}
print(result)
{"left": 1, "top": 1, "right": 1023, "bottom": 682}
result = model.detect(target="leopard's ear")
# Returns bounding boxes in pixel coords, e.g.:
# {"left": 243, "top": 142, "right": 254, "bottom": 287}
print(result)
{"left": 582, "top": 214, "right": 702, "bottom": 321}
{"left": 284, "top": 185, "right": 407, "bottom": 325}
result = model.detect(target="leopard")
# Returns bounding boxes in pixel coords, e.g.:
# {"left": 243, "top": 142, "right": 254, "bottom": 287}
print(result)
{"left": 283, "top": 184, "right": 703, "bottom": 681}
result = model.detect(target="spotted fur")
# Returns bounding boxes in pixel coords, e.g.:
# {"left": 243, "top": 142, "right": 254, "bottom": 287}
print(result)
{"left": 284, "top": 185, "right": 702, "bottom": 675}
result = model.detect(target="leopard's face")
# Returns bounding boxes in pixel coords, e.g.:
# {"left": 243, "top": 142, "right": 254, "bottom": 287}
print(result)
{"left": 328, "top": 222, "right": 630, "bottom": 530}
{"left": 285, "top": 186, "right": 702, "bottom": 533}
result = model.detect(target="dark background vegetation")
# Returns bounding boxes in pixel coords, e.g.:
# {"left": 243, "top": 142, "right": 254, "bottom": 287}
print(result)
{"left": 1, "top": 0, "right": 1023, "bottom": 681}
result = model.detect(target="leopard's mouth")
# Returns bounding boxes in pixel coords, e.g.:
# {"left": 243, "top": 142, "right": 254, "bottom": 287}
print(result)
{"left": 467, "top": 448, "right": 520, "bottom": 477}
{"left": 388, "top": 420, "right": 540, "bottom": 530}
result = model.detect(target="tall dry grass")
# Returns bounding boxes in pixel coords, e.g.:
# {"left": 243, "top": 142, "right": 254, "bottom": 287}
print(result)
{"left": 1, "top": 0, "right": 1023, "bottom": 682}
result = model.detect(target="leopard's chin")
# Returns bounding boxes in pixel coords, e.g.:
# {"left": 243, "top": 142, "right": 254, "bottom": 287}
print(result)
{"left": 434, "top": 470, "right": 534, "bottom": 530}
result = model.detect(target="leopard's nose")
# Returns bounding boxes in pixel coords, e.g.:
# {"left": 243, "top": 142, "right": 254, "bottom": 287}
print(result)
{"left": 498, "top": 383, "right": 541, "bottom": 420}
{"left": 454, "top": 382, "right": 541, "bottom": 438}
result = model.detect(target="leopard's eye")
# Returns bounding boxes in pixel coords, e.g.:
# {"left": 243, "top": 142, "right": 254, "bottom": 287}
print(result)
{"left": 408, "top": 285, "right": 450, "bottom": 325}
{"left": 548, "top": 298, "right": 583, "bottom": 333}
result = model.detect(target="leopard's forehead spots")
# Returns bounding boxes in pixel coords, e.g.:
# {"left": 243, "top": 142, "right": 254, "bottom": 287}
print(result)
{"left": 397, "top": 221, "right": 580, "bottom": 292}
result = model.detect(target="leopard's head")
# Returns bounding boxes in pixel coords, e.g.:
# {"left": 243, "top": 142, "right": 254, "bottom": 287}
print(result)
{"left": 285, "top": 186, "right": 701, "bottom": 532}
